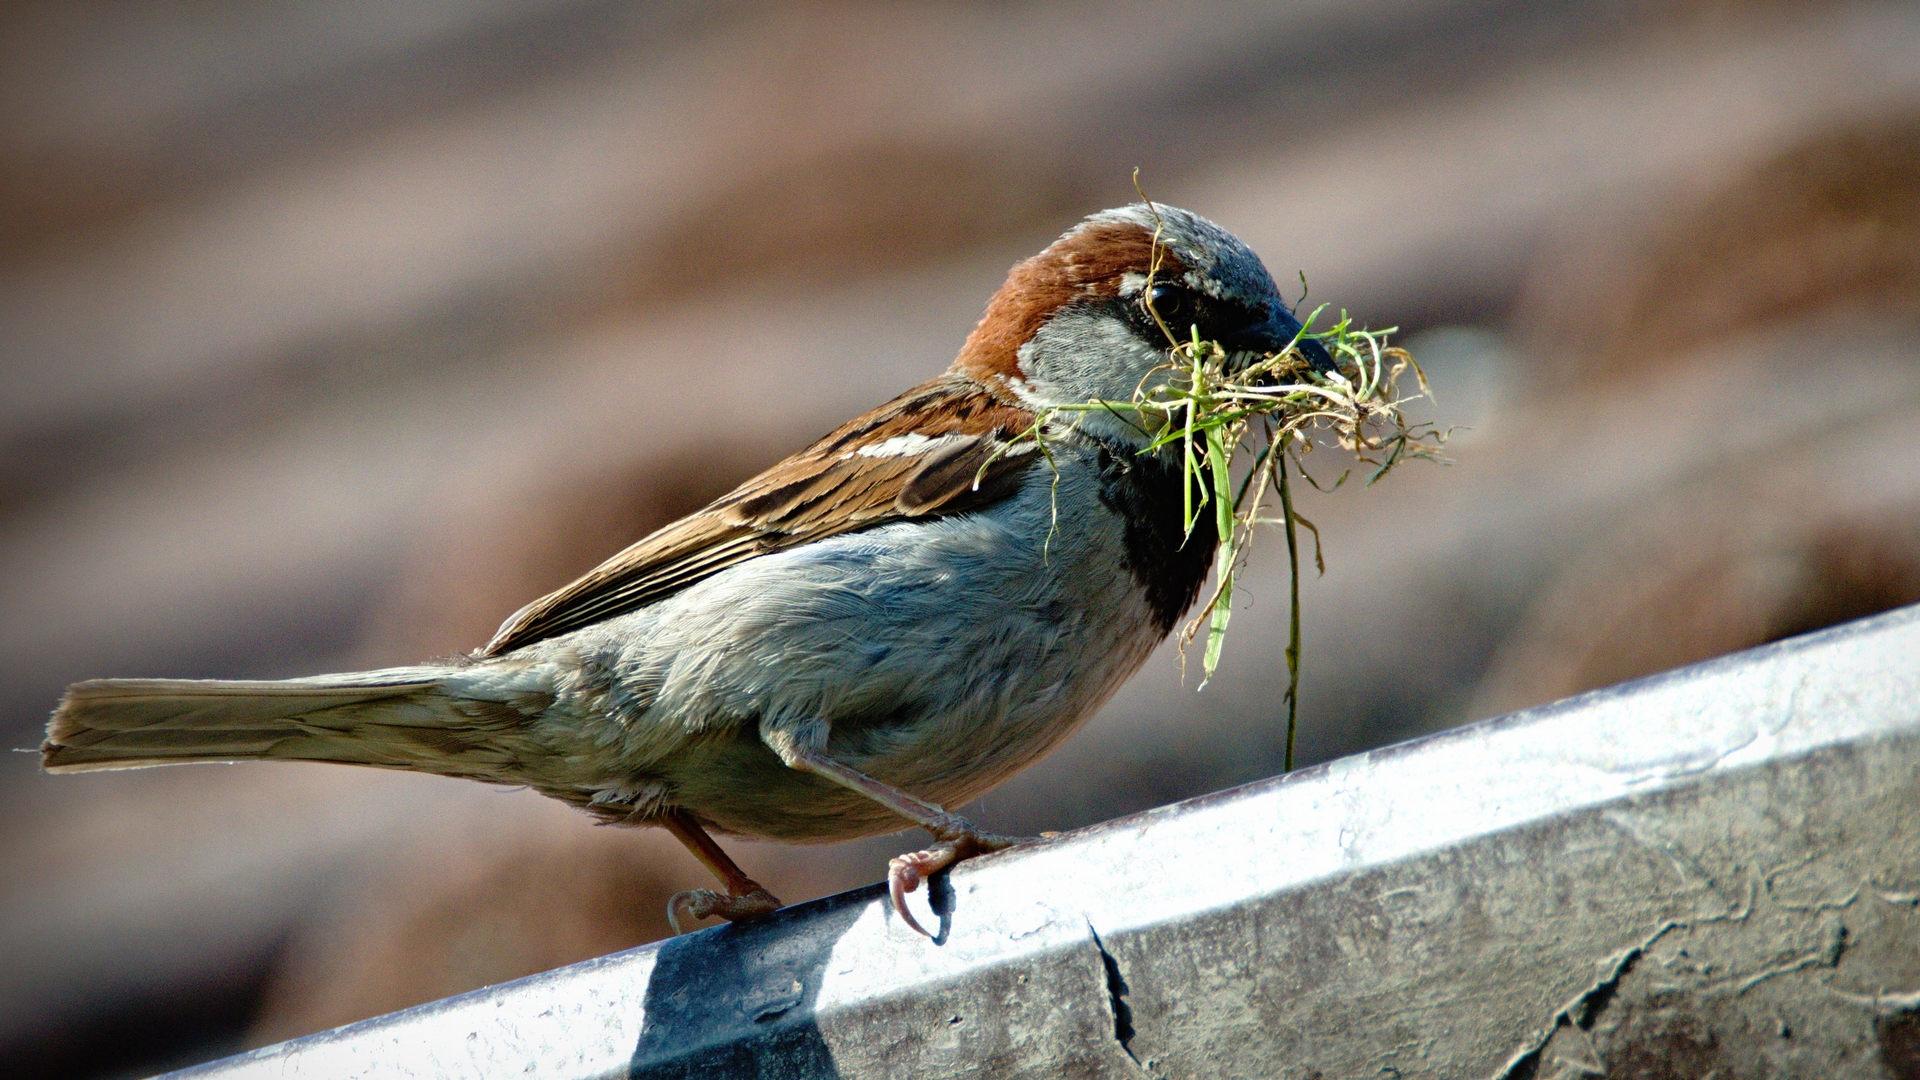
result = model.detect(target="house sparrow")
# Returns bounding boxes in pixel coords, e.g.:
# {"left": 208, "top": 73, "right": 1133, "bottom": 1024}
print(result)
{"left": 43, "top": 204, "right": 1332, "bottom": 937}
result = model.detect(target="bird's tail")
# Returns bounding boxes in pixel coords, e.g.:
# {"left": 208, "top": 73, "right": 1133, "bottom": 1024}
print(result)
{"left": 41, "top": 665, "right": 544, "bottom": 782}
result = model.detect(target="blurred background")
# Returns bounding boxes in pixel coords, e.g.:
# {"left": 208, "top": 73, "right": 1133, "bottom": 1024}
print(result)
{"left": 3, "top": 0, "right": 1918, "bottom": 1074}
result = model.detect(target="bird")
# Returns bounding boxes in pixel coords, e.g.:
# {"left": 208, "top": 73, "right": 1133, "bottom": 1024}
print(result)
{"left": 42, "top": 203, "right": 1334, "bottom": 937}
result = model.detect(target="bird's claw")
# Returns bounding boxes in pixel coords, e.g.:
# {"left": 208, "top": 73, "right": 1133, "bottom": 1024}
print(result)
{"left": 887, "top": 823, "right": 1022, "bottom": 937}
{"left": 667, "top": 885, "right": 782, "bottom": 935}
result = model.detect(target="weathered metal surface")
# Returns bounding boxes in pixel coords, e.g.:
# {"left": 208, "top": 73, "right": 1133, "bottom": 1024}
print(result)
{"left": 172, "top": 604, "right": 1920, "bottom": 1079}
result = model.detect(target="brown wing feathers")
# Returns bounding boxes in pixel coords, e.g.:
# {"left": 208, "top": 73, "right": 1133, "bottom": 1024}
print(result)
{"left": 481, "top": 375, "right": 1037, "bottom": 655}
{"left": 895, "top": 434, "right": 1029, "bottom": 514}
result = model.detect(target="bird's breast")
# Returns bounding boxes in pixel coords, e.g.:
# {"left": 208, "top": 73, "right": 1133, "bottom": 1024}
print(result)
{"left": 536, "top": 441, "right": 1218, "bottom": 841}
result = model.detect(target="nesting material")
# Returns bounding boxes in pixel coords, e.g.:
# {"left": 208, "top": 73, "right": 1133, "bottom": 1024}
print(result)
{"left": 986, "top": 249, "right": 1444, "bottom": 767}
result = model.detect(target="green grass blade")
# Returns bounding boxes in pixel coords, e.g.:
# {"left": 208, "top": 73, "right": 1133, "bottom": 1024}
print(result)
{"left": 1201, "top": 425, "right": 1237, "bottom": 682}
{"left": 1278, "top": 452, "right": 1303, "bottom": 772}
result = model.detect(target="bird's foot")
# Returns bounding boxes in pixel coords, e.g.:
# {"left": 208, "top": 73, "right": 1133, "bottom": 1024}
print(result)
{"left": 888, "top": 821, "right": 1022, "bottom": 938}
{"left": 667, "top": 885, "right": 782, "bottom": 935}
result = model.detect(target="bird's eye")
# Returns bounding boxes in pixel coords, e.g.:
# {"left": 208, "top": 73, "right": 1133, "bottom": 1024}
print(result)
{"left": 1144, "top": 281, "right": 1197, "bottom": 335}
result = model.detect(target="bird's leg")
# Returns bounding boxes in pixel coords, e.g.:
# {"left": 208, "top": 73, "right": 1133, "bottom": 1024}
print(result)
{"left": 772, "top": 738, "right": 1019, "bottom": 937}
{"left": 658, "top": 808, "right": 782, "bottom": 934}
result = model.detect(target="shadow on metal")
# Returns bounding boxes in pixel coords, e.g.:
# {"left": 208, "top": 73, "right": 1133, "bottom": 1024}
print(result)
{"left": 629, "top": 892, "right": 866, "bottom": 1077}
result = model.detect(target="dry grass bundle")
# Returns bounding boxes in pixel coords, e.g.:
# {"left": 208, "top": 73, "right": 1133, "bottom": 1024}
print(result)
{"left": 990, "top": 203, "right": 1446, "bottom": 767}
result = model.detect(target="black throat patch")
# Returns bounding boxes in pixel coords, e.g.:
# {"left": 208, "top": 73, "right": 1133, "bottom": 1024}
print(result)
{"left": 1095, "top": 443, "right": 1219, "bottom": 634}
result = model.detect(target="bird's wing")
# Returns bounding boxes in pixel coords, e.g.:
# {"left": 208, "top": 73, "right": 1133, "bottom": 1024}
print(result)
{"left": 481, "top": 374, "right": 1042, "bottom": 655}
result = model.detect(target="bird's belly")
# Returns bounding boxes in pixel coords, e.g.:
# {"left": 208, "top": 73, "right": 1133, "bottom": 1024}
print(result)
{"left": 672, "top": 593, "right": 1165, "bottom": 843}
{"left": 547, "top": 463, "right": 1191, "bottom": 843}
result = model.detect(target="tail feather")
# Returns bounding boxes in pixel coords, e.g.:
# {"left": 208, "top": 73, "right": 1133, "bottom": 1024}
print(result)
{"left": 40, "top": 667, "right": 530, "bottom": 778}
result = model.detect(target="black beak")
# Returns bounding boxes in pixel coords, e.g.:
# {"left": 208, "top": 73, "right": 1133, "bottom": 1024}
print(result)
{"left": 1265, "top": 308, "right": 1337, "bottom": 376}
{"left": 1199, "top": 299, "right": 1339, "bottom": 378}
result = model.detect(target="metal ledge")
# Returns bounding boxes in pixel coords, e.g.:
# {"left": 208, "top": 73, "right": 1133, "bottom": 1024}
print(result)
{"left": 175, "top": 604, "right": 1920, "bottom": 1079}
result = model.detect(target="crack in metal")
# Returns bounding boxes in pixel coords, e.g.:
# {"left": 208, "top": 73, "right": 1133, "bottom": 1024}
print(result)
{"left": 1086, "top": 919, "right": 1148, "bottom": 1073}
{"left": 1490, "top": 921, "right": 1681, "bottom": 1080}
{"left": 1714, "top": 915, "right": 1849, "bottom": 998}
{"left": 1825, "top": 985, "right": 1920, "bottom": 1014}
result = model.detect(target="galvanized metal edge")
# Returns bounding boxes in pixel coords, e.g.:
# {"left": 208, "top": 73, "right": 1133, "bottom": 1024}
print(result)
{"left": 169, "top": 603, "right": 1920, "bottom": 1079}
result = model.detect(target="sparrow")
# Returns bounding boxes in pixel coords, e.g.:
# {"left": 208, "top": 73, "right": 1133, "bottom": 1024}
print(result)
{"left": 43, "top": 204, "right": 1333, "bottom": 937}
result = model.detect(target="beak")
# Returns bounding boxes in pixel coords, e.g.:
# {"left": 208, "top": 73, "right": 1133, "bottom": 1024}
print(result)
{"left": 1270, "top": 308, "right": 1336, "bottom": 376}
{"left": 1204, "top": 300, "right": 1339, "bottom": 379}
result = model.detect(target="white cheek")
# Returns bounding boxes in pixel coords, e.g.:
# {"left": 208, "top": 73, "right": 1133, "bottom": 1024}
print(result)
{"left": 1018, "top": 309, "right": 1170, "bottom": 446}
{"left": 999, "top": 375, "right": 1051, "bottom": 414}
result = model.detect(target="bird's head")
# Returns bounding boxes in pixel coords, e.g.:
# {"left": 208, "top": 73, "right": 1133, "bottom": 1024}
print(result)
{"left": 954, "top": 203, "right": 1333, "bottom": 446}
